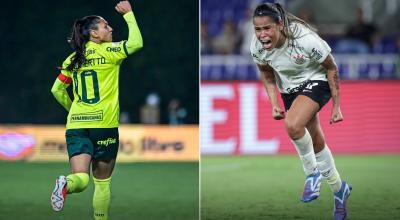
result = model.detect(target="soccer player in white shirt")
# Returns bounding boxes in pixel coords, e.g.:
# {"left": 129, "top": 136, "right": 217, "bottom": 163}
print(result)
{"left": 250, "top": 3, "right": 351, "bottom": 220}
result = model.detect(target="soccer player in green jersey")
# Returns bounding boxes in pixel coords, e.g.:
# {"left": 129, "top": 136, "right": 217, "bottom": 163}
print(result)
{"left": 50, "top": 1, "right": 142, "bottom": 219}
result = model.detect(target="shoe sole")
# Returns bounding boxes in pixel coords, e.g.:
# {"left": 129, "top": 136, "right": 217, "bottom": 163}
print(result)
{"left": 51, "top": 176, "right": 67, "bottom": 212}
{"left": 301, "top": 194, "right": 319, "bottom": 203}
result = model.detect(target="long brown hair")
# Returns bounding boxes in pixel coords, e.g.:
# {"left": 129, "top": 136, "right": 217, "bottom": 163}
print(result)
{"left": 253, "top": 3, "right": 316, "bottom": 41}
{"left": 66, "top": 15, "right": 101, "bottom": 71}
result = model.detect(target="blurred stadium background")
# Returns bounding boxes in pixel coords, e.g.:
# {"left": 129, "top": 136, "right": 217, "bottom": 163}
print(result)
{"left": 200, "top": 0, "right": 400, "bottom": 219}
{"left": 0, "top": 0, "right": 199, "bottom": 219}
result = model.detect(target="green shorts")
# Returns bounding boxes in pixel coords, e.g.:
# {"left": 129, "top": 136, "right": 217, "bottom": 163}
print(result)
{"left": 65, "top": 128, "right": 119, "bottom": 160}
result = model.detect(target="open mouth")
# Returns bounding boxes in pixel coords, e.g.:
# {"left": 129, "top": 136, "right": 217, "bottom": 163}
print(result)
{"left": 261, "top": 39, "right": 273, "bottom": 49}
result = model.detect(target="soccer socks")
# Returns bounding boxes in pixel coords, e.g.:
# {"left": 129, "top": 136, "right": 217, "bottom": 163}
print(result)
{"left": 291, "top": 129, "right": 318, "bottom": 176}
{"left": 315, "top": 145, "right": 342, "bottom": 193}
{"left": 66, "top": 173, "right": 89, "bottom": 194}
{"left": 93, "top": 177, "right": 111, "bottom": 220}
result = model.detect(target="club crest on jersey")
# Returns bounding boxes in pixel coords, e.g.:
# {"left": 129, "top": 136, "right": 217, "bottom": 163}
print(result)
{"left": 292, "top": 54, "right": 306, "bottom": 65}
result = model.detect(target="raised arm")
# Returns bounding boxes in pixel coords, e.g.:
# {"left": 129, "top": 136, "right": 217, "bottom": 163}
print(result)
{"left": 321, "top": 54, "right": 343, "bottom": 124}
{"left": 115, "top": 1, "right": 143, "bottom": 54}
{"left": 51, "top": 74, "right": 73, "bottom": 111}
{"left": 257, "top": 64, "right": 285, "bottom": 120}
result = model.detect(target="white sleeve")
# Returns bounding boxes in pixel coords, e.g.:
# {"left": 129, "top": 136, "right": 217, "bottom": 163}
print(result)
{"left": 250, "top": 35, "right": 265, "bottom": 65}
{"left": 303, "top": 33, "right": 331, "bottom": 63}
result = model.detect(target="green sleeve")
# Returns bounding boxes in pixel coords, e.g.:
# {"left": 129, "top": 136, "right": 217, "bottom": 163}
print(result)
{"left": 123, "top": 11, "right": 143, "bottom": 55}
{"left": 51, "top": 78, "right": 72, "bottom": 111}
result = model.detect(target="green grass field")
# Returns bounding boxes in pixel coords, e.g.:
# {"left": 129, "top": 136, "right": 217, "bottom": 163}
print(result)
{"left": 201, "top": 155, "right": 400, "bottom": 220}
{"left": 0, "top": 161, "right": 199, "bottom": 220}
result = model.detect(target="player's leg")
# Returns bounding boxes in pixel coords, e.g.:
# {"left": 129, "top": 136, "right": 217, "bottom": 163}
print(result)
{"left": 305, "top": 114, "right": 325, "bottom": 153}
{"left": 306, "top": 114, "right": 342, "bottom": 192}
{"left": 285, "top": 95, "right": 321, "bottom": 202}
{"left": 51, "top": 129, "right": 93, "bottom": 211}
{"left": 306, "top": 115, "right": 352, "bottom": 219}
{"left": 67, "top": 154, "right": 91, "bottom": 193}
{"left": 92, "top": 159, "right": 116, "bottom": 220}
{"left": 90, "top": 128, "right": 119, "bottom": 220}
{"left": 285, "top": 94, "right": 320, "bottom": 175}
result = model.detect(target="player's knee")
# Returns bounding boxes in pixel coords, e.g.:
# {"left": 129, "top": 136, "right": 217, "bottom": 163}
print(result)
{"left": 285, "top": 120, "right": 303, "bottom": 139}
{"left": 75, "top": 172, "right": 90, "bottom": 192}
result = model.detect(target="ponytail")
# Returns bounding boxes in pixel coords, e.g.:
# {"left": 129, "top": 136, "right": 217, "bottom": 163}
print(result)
{"left": 66, "top": 16, "right": 101, "bottom": 71}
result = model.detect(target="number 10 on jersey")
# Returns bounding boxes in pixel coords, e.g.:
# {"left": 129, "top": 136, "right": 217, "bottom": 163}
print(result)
{"left": 73, "top": 70, "right": 100, "bottom": 104}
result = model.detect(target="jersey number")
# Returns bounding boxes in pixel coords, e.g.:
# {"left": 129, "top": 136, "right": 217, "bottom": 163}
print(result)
{"left": 73, "top": 70, "right": 100, "bottom": 104}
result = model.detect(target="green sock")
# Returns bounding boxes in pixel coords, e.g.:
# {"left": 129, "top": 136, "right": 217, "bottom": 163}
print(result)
{"left": 66, "top": 173, "right": 89, "bottom": 194}
{"left": 93, "top": 177, "right": 111, "bottom": 220}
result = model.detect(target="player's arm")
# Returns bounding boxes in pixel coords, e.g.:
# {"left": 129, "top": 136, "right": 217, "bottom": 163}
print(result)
{"left": 115, "top": 1, "right": 143, "bottom": 54}
{"left": 321, "top": 54, "right": 343, "bottom": 124}
{"left": 257, "top": 64, "right": 285, "bottom": 120}
{"left": 51, "top": 73, "right": 73, "bottom": 111}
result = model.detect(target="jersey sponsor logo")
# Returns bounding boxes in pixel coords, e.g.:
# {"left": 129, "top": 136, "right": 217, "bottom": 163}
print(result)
{"left": 106, "top": 47, "right": 122, "bottom": 52}
{"left": 70, "top": 110, "right": 103, "bottom": 122}
{"left": 286, "top": 80, "right": 312, "bottom": 94}
{"left": 97, "top": 138, "right": 117, "bottom": 147}
{"left": 85, "top": 49, "right": 96, "bottom": 56}
{"left": 288, "top": 43, "right": 304, "bottom": 50}
{"left": 311, "top": 48, "right": 323, "bottom": 61}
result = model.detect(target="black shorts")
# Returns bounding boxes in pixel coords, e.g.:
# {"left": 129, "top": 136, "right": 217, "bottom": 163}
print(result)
{"left": 65, "top": 128, "right": 119, "bottom": 160}
{"left": 281, "top": 80, "right": 331, "bottom": 111}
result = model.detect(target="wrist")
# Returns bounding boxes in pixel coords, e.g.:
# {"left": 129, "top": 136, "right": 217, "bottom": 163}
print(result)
{"left": 123, "top": 11, "right": 133, "bottom": 17}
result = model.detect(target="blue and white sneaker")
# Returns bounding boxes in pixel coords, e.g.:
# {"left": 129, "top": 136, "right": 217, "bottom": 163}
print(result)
{"left": 301, "top": 170, "right": 322, "bottom": 203}
{"left": 333, "top": 181, "right": 352, "bottom": 220}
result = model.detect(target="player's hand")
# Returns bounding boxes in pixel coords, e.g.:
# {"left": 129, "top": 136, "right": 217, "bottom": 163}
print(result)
{"left": 115, "top": 1, "right": 132, "bottom": 15}
{"left": 272, "top": 106, "right": 285, "bottom": 120}
{"left": 330, "top": 106, "right": 343, "bottom": 124}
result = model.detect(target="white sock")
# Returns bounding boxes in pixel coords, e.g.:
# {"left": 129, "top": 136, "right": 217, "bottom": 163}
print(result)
{"left": 291, "top": 129, "right": 317, "bottom": 176}
{"left": 315, "top": 145, "right": 342, "bottom": 193}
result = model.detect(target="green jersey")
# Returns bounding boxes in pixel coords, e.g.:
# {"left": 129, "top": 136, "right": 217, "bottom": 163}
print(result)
{"left": 52, "top": 11, "right": 143, "bottom": 129}
{"left": 61, "top": 40, "right": 127, "bottom": 129}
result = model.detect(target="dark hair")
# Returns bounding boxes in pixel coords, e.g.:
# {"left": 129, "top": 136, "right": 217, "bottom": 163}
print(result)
{"left": 253, "top": 3, "right": 316, "bottom": 41}
{"left": 66, "top": 15, "right": 102, "bottom": 71}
